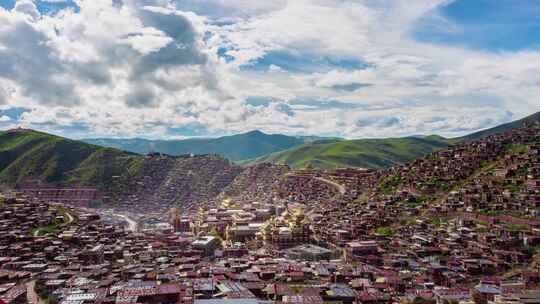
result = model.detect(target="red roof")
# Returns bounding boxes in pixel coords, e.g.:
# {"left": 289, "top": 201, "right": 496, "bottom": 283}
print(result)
{"left": 157, "top": 284, "right": 185, "bottom": 295}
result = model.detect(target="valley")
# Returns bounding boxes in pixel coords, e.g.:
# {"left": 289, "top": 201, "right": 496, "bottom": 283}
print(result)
{"left": 0, "top": 112, "right": 539, "bottom": 304}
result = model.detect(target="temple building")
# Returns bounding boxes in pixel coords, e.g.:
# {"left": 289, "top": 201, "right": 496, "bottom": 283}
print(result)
{"left": 259, "top": 207, "right": 312, "bottom": 249}
{"left": 169, "top": 207, "right": 190, "bottom": 232}
{"left": 225, "top": 212, "right": 262, "bottom": 243}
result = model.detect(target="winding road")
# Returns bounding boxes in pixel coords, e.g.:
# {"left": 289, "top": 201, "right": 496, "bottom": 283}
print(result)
{"left": 65, "top": 212, "right": 74, "bottom": 224}
{"left": 314, "top": 177, "right": 346, "bottom": 195}
{"left": 32, "top": 210, "right": 75, "bottom": 237}
{"left": 285, "top": 172, "right": 347, "bottom": 196}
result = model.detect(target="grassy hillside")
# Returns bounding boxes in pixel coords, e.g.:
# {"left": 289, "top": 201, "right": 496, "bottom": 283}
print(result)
{"left": 245, "top": 111, "right": 540, "bottom": 170}
{"left": 1, "top": 110, "right": 537, "bottom": 186}
{"left": 84, "top": 130, "right": 331, "bottom": 161}
{"left": 248, "top": 136, "right": 453, "bottom": 169}
{"left": 0, "top": 129, "right": 140, "bottom": 187}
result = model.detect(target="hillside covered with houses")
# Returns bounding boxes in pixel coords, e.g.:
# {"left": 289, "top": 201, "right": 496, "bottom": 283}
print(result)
{"left": 0, "top": 119, "right": 539, "bottom": 304}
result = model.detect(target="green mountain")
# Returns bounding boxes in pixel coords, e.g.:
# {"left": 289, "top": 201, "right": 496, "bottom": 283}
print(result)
{"left": 0, "top": 129, "right": 139, "bottom": 186}
{"left": 1, "top": 110, "right": 538, "bottom": 187}
{"left": 247, "top": 136, "right": 453, "bottom": 169}
{"left": 0, "top": 129, "right": 243, "bottom": 208}
{"left": 84, "top": 130, "right": 329, "bottom": 161}
{"left": 246, "top": 111, "right": 540, "bottom": 170}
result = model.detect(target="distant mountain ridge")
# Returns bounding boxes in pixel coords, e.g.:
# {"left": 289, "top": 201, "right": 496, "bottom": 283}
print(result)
{"left": 83, "top": 130, "right": 334, "bottom": 162}
{"left": 0, "top": 110, "right": 537, "bottom": 190}
{"left": 245, "top": 111, "right": 540, "bottom": 169}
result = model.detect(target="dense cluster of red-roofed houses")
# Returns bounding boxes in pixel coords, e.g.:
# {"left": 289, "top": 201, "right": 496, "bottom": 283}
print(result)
{"left": 2, "top": 192, "right": 540, "bottom": 304}
{"left": 1, "top": 123, "right": 540, "bottom": 304}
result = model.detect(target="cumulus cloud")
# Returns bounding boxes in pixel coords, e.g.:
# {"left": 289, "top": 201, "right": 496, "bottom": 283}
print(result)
{"left": 0, "top": 0, "right": 241, "bottom": 136}
{"left": 0, "top": 0, "right": 537, "bottom": 139}
{"left": 13, "top": 0, "right": 40, "bottom": 20}
{"left": 173, "top": 0, "right": 287, "bottom": 20}
{"left": 0, "top": 12, "right": 80, "bottom": 106}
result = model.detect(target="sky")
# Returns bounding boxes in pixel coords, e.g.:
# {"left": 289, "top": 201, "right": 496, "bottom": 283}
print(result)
{"left": 0, "top": 0, "right": 539, "bottom": 139}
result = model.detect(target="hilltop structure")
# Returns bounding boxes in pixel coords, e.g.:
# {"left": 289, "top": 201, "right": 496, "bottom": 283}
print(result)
{"left": 260, "top": 207, "right": 312, "bottom": 250}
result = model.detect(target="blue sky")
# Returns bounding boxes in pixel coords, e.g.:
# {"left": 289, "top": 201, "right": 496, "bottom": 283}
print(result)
{"left": 414, "top": 0, "right": 540, "bottom": 52}
{"left": 240, "top": 50, "right": 369, "bottom": 73}
{"left": 0, "top": 0, "right": 538, "bottom": 139}
{"left": 0, "top": 0, "right": 78, "bottom": 13}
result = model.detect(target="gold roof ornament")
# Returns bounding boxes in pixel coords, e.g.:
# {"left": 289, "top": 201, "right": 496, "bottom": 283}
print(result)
{"left": 293, "top": 207, "right": 303, "bottom": 215}
{"left": 222, "top": 198, "right": 231, "bottom": 206}
{"left": 282, "top": 209, "right": 292, "bottom": 220}
{"left": 168, "top": 207, "right": 181, "bottom": 222}
{"left": 222, "top": 198, "right": 240, "bottom": 209}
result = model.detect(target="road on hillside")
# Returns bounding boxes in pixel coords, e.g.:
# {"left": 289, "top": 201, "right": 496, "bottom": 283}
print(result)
{"left": 285, "top": 172, "right": 347, "bottom": 196}
{"left": 65, "top": 212, "right": 74, "bottom": 224}
{"left": 314, "top": 177, "right": 346, "bottom": 195}
{"left": 32, "top": 211, "right": 75, "bottom": 237}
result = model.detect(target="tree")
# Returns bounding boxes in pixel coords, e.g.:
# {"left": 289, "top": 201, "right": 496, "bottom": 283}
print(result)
{"left": 412, "top": 297, "right": 436, "bottom": 304}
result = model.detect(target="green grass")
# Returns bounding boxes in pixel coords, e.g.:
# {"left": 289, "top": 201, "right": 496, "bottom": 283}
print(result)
{"left": 32, "top": 222, "right": 61, "bottom": 236}
{"left": 247, "top": 136, "right": 452, "bottom": 169}
{"left": 507, "top": 144, "right": 529, "bottom": 155}
{"left": 244, "top": 111, "right": 540, "bottom": 170}
{"left": 504, "top": 183, "right": 521, "bottom": 194}
{"left": 31, "top": 207, "right": 76, "bottom": 236}
{"left": 430, "top": 218, "right": 448, "bottom": 226}
{"left": 0, "top": 129, "right": 142, "bottom": 188}
{"left": 377, "top": 174, "right": 403, "bottom": 195}
{"left": 527, "top": 245, "right": 540, "bottom": 256}
{"left": 375, "top": 226, "right": 394, "bottom": 237}
{"left": 477, "top": 220, "right": 489, "bottom": 227}
{"left": 504, "top": 223, "right": 528, "bottom": 232}
{"left": 480, "top": 210, "right": 502, "bottom": 217}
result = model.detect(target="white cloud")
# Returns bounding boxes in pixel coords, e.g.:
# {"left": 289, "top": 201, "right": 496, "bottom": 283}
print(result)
{"left": 0, "top": 0, "right": 538, "bottom": 139}
{"left": 118, "top": 25, "right": 173, "bottom": 55}
{"left": 208, "top": 0, "right": 372, "bottom": 67}
{"left": 13, "top": 0, "right": 40, "bottom": 20}
{"left": 174, "top": 0, "right": 286, "bottom": 20}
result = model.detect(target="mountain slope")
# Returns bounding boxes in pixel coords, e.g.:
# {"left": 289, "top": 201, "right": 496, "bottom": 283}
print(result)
{"left": 246, "top": 111, "right": 540, "bottom": 170}
{"left": 83, "top": 130, "right": 328, "bottom": 161}
{"left": 111, "top": 154, "right": 242, "bottom": 212}
{"left": 0, "top": 129, "right": 245, "bottom": 211}
{"left": 461, "top": 111, "right": 540, "bottom": 141}
{"left": 248, "top": 136, "right": 452, "bottom": 169}
{"left": 0, "top": 129, "right": 140, "bottom": 186}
